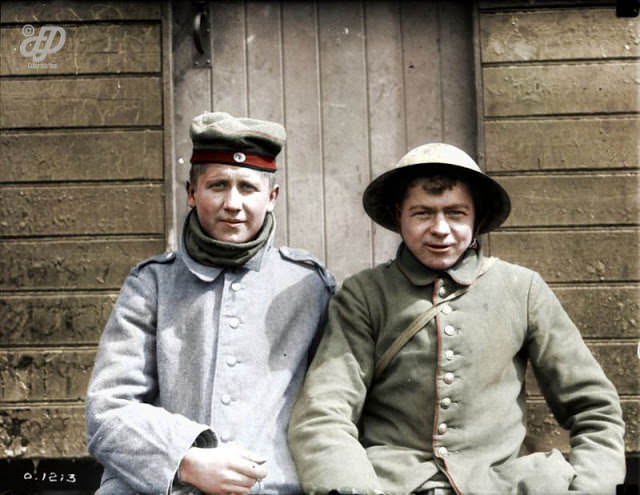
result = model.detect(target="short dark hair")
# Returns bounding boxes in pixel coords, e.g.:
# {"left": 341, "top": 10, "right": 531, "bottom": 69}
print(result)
{"left": 395, "top": 168, "right": 486, "bottom": 232}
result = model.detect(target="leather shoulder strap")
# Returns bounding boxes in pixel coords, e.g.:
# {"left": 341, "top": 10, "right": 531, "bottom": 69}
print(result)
{"left": 373, "top": 256, "right": 496, "bottom": 380}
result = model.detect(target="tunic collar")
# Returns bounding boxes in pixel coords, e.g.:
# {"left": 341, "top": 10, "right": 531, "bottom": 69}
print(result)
{"left": 396, "top": 242, "right": 485, "bottom": 287}
{"left": 180, "top": 232, "right": 272, "bottom": 282}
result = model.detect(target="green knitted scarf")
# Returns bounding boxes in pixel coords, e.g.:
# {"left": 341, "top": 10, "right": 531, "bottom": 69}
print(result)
{"left": 184, "top": 208, "right": 274, "bottom": 267}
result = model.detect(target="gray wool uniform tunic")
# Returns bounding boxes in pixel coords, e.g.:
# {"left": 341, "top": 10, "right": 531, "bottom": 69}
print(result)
{"left": 288, "top": 244, "right": 625, "bottom": 495}
{"left": 85, "top": 239, "right": 334, "bottom": 494}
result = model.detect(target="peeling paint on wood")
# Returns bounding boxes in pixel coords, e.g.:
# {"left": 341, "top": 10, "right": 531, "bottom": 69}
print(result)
{"left": 0, "top": 407, "right": 88, "bottom": 458}
{"left": 0, "top": 295, "right": 115, "bottom": 345}
{"left": 0, "top": 239, "right": 165, "bottom": 290}
{"left": 0, "top": 350, "right": 96, "bottom": 402}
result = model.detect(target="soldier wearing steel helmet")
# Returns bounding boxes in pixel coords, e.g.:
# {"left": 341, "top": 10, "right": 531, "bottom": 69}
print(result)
{"left": 288, "top": 143, "right": 625, "bottom": 495}
{"left": 86, "top": 112, "right": 334, "bottom": 495}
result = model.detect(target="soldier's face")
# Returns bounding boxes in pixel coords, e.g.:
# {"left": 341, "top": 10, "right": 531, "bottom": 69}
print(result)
{"left": 188, "top": 164, "right": 278, "bottom": 243}
{"left": 398, "top": 181, "right": 475, "bottom": 270}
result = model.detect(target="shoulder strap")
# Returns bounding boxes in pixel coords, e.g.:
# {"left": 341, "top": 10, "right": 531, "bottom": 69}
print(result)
{"left": 373, "top": 256, "right": 496, "bottom": 380}
{"left": 278, "top": 246, "right": 336, "bottom": 292}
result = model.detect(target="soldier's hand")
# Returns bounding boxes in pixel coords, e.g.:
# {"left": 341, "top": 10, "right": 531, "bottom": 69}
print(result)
{"left": 178, "top": 445, "right": 267, "bottom": 495}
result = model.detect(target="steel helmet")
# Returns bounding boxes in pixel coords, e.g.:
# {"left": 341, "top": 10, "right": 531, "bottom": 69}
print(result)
{"left": 362, "top": 143, "right": 511, "bottom": 234}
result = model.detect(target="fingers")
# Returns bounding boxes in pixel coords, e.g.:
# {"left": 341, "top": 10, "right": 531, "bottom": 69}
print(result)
{"left": 229, "top": 445, "right": 266, "bottom": 465}
{"left": 224, "top": 445, "right": 267, "bottom": 480}
{"left": 180, "top": 445, "right": 268, "bottom": 495}
{"left": 229, "top": 457, "right": 267, "bottom": 481}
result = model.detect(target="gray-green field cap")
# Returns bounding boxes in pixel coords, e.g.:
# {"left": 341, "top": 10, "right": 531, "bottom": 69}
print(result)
{"left": 363, "top": 143, "right": 511, "bottom": 234}
{"left": 190, "top": 111, "right": 286, "bottom": 172}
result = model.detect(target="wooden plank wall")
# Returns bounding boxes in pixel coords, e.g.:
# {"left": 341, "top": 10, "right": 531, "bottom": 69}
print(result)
{"left": 476, "top": 2, "right": 640, "bottom": 460}
{"left": 0, "top": 0, "right": 168, "bottom": 460}
{"left": 172, "top": 0, "right": 477, "bottom": 282}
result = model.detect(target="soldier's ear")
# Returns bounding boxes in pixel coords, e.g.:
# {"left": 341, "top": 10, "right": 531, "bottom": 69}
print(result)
{"left": 267, "top": 185, "right": 279, "bottom": 212}
{"left": 186, "top": 181, "right": 196, "bottom": 207}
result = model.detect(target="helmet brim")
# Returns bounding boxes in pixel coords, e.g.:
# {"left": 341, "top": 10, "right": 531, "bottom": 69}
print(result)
{"left": 363, "top": 162, "right": 511, "bottom": 235}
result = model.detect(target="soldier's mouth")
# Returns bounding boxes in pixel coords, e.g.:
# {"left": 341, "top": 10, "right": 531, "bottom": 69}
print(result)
{"left": 425, "top": 244, "right": 453, "bottom": 253}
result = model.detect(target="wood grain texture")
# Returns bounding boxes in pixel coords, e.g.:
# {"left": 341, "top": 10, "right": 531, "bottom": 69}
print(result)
{"left": 439, "top": 1, "right": 477, "bottom": 154}
{"left": 318, "top": 1, "right": 372, "bottom": 280}
{"left": 480, "top": 8, "right": 640, "bottom": 63}
{"left": 1, "top": 23, "right": 161, "bottom": 76}
{"left": 0, "top": 238, "right": 165, "bottom": 290}
{"left": 485, "top": 117, "right": 640, "bottom": 171}
{"left": 0, "top": 294, "right": 116, "bottom": 346}
{"left": 401, "top": 1, "right": 443, "bottom": 148}
{"left": 0, "top": 130, "right": 163, "bottom": 182}
{"left": 525, "top": 400, "right": 638, "bottom": 454}
{"left": 553, "top": 285, "right": 639, "bottom": 339}
{"left": 246, "top": 2, "right": 287, "bottom": 248}
{"left": 211, "top": 1, "right": 247, "bottom": 116}
{"left": 526, "top": 343, "right": 640, "bottom": 396}
{"left": 0, "top": 349, "right": 96, "bottom": 402}
{"left": 0, "top": 406, "right": 89, "bottom": 458}
{"left": 364, "top": 1, "right": 405, "bottom": 265}
{"left": 489, "top": 230, "right": 640, "bottom": 282}
{"left": 1, "top": 77, "right": 162, "bottom": 128}
{"left": 282, "top": 2, "right": 326, "bottom": 260}
{"left": 0, "top": 184, "right": 165, "bottom": 236}
{"left": 483, "top": 62, "right": 639, "bottom": 117}
{"left": 0, "top": 1, "right": 161, "bottom": 22}
{"left": 171, "top": 1, "right": 211, "bottom": 243}
{"left": 500, "top": 173, "right": 639, "bottom": 227}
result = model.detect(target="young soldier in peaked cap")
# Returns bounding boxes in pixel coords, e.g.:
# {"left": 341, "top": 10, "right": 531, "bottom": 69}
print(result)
{"left": 288, "top": 143, "right": 625, "bottom": 495}
{"left": 86, "top": 112, "right": 334, "bottom": 495}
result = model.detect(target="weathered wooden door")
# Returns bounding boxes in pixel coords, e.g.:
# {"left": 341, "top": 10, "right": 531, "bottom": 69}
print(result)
{"left": 171, "top": 0, "right": 477, "bottom": 282}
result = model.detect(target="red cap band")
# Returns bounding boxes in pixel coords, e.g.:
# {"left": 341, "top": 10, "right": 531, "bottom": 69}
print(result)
{"left": 190, "top": 150, "right": 276, "bottom": 172}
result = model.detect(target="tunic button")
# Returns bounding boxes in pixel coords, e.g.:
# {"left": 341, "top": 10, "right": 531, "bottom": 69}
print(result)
{"left": 438, "top": 446, "right": 449, "bottom": 457}
{"left": 231, "top": 282, "right": 243, "bottom": 291}
{"left": 438, "top": 286, "right": 447, "bottom": 297}
{"left": 444, "top": 325, "right": 456, "bottom": 336}
{"left": 441, "top": 397, "right": 452, "bottom": 408}
{"left": 443, "top": 372, "right": 455, "bottom": 384}
{"left": 445, "top": 349, "right": 455, "bottom": 360}
{"left": 441, "top": 304, "right": 452, "bottom": 315}
{"left": 228, "top": 317, "right": 240, "bottom": 328}
{"left": 226, "top": 356, "right": 238, "bottom": 367}
{"left": 438, "top": 423, "right": 448, "bottom": 434}
{"left": 221, "top": 394, "right": 232, "bottom": 405}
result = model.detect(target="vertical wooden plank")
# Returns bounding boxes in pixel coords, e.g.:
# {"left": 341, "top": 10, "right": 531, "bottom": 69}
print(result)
{"left": 401, "top": 0, "right": 442, "bottom": 148}
{"left": 211, "top": 1, "right": 248, "bottom": 116}
{"left": 364, "top": 1, "right": 404, "bottom": 265}
{"left": 282, "top": 2, "right": 325, "bottom": 260}
{"left": 171, "top": 1, "right": 212, "bottom": 245}
{"left": 245, "top": 1, "right": 287, "bottom": 247}
{"left": 318, "top": 1, "right": 372, "bottom": 280}
{"left": 439, "top": 1, "right": 476, "bottom": 156}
